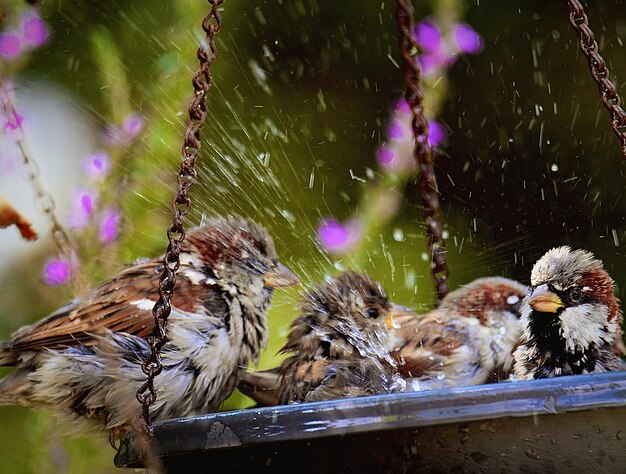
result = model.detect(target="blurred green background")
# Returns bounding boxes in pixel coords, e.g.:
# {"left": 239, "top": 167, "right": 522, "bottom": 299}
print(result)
{"left": 0, "top": 0, "right": 625, "bottom": 472}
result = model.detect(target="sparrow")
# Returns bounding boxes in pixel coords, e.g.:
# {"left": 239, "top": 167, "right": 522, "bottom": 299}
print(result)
{"left": 277, "top": 271, "right": 410, "bottom": 404}
{"left": 513, "top": 246, "right": 625, "bottom": 379}
{"left": 0, "top": 216, "right": 299, "bottom": 432}
{"left": 388, "top": 277, "right": 528, "bottom": 390}
{"left": 239, "top": 276, "right": 527, "bottom": 405}
{"left": 0, "top": 197, "right": 37, "bottom": 240}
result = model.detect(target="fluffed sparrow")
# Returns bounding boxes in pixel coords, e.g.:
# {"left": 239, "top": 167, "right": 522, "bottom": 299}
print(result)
{"left": 513, "top": 247, "right": 625, "bottom": 379}
{"left": 388, "top": 277, "right": 528, "bottom": 390}
{"left": 278, "top": 271, "right": 410, "bottom": 404}
{"left": 0, "top": 216, "right": 299, "bottom": 432}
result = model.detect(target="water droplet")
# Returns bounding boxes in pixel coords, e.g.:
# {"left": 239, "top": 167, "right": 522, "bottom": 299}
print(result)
{"left": 550, "top": 163, "right": 559, "bottom": 172}
{"left": 393, "top": 228, "right": 405, "bottom": 241}
{"left": 420, "top": 252, "right": 429, "bottom": 262}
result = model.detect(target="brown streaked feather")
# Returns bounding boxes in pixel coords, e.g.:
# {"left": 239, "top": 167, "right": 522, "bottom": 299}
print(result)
{"left": 184, "top": 216, "right": 278, "bottom": 266}
{"left": 439, "top": 277, "right": 527, "bottom": 325}
{"left": 392, "top": 311, "right": 468, "bottom": 378}
{"left": 279, "top": 358, "right": 337, "bottom": 404}
{"left": 6, "top": 258, "right": 213, "bottom": 353}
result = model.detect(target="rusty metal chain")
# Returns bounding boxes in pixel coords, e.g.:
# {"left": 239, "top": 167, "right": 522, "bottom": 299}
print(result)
{"left": 566, "top": 0, "right": 626, "bottom": 159}
{"left": 135, "top": 0, "right": 224, "bottom": 435}
{"left": 395, "top": 0, "right": 449, "bottom": 303}
{"left": 0, "top": 81, "right": 76, "bottom": 267}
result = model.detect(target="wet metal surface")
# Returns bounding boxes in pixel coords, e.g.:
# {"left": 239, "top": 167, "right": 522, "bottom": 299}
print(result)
{"left": 115, "top": 371, "right": 626, "bottom": 471}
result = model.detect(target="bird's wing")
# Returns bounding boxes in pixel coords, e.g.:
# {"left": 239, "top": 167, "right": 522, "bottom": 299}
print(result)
{"left": 391, "top": 310, "right": 469, "bottom": 379}
{"left": 7, "top": 259, "right": 215, "bottom": 352}
{"left": 278, "top": 357, "right": 336, "bottom": 404}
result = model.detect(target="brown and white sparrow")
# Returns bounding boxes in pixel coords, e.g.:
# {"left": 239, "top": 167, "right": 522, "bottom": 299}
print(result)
{"left": 239, "top": 276, "right": 527, "bottom": 404}
{"left": 513, "top": 246, "right": 625, "bottom": 379}
{"left": 388, "top": 277, "right": 528, "bottom": 390}
{"left": 278, "top": 271, "right": 410, "bottom": 404}
{"left": 0, "top": 216, "right": 299, "bottom": 432}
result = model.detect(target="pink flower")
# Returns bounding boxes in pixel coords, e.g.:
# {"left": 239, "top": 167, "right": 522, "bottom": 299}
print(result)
{"left": 82, "top": 151, "right": 111, "bottom": 180}
{"left": 43, "top": 259, "right": 70, "bottom": 285}
{"left": 454, "top": 24, "right": 483, "bottom": 54}
{"left": 0, "top": 32, "right": 22, "bottom": 59}
{"left": 428, "top": 120, "right": 446, "bottom": 147}
{"left": 414, "top": 20, "right": 442, "bottom": 53}
{"left": 99, "top": 208, "right": 120, "bottom": 243}
{"left": 376, "top": 146, "right": 396, "bottom": 168}
{"left": 418, "top": 50, "right": 448, "bottom": 76}
{"left": 318, "top": 218, "right": 363, "bottom": 254}
{"left": 394, "top": 99, "right": 410, "bottom": 115}
{"left": 4, "top": 109, "right": 24, "bottom": 131}
{"left": 387, "top": 118, "right": 410, "bottom": 140}
{"left": 414, "top": 19, "right": 483, "bottom": 78}
{"left": 103, "top": 112, "right": 145, "bottom": 146}
{"left": 67, "top": 188, "right": 98, "bottom": 229}
{"left": 122, "top": 112, "right": 144, "bottom": 138}
{"left": 21, "top": 14, "right": 49, "bottom": 48}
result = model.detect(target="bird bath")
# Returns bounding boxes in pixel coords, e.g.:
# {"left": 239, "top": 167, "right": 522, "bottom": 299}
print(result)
{"left": 115, "top": 371, "right": 626, "bottom": 472}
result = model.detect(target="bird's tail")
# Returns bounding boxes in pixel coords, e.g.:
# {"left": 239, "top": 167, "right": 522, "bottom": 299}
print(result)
{"left": 0, "top": 342, "right": 18, "bottom": 367}
{"left": 237, "top": 368, "right": 281, "bottom": 407}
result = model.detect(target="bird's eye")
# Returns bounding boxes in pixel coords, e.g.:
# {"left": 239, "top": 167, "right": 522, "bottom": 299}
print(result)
{"left": 367, "top": 307, "right": 379, "bottom": 318}
{"left": 569, "top": 287, "right": 583, "bottom": 303}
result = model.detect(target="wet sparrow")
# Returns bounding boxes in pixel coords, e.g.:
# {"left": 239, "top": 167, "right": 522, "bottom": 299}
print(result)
{"left": 278, "top": 271, "right": 410, "bottom": 404}
{"left": 388, "top": 277, "right": 528, "bottom": 389}
{"left": 513, "top": 247, "right": 625, "bottom": 379}
{"left": 0, "top": 216, "right": 299, "bottom": 432}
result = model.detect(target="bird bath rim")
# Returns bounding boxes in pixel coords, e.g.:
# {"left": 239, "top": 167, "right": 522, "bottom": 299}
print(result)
{"left": 115, "top": 370, "right": 626, "bottom": 468}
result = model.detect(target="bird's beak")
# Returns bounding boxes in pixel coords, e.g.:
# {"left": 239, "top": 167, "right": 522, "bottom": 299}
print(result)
{"left": 528, "top": 284, "right": 565, "bottom": 313}
{"left": 264, "top": 262, "right": 301, "bottom": 288}
{"left": 386, "top": 303, "right": 416, "bottom": 330}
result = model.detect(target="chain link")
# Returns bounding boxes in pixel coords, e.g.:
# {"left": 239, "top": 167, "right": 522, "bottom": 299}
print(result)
{"left": 135, "top": 0, "right": 224, "bottom": 435}
{"left": 566, "top": 0, "right": 626, "bottom": 158}
{"left": 0, "top": 80, "right": 77, "bottom": 269}
{"left": 395, "top": 0, "right": 449, "bottom": 303}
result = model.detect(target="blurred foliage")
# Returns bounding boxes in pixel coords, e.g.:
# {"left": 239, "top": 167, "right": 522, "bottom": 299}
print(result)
{"left": 0, "top": 0, "right": 625, "bottom": 472}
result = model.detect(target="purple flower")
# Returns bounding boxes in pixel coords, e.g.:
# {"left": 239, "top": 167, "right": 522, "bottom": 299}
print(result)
{"left": 414, "top": 20, "right": 442, "bottom": 53}
{"left": 0, "top": 32, "right": 22, "bottom": 59}
{"left": 394, "top": 99, "right": 410, "bottom": 115}
{"left": 122, "top": 112, "right": 144, "bottom": 139}
{"left": 104, "top": 112, "right": 144, "bottom": 146}
{"left": 418, "top": 50, "right": 448, "bottom": 76}
{"left": 4, "top": 109, "right": 24, "bottom": 131}
{"left": 318, "top": 218, "right": 363, "bottom": 254}
{"left": 428, "top": 120, "right": 446, "bottom": 147}
{"left": 376, "top": 146, "right": 396, "bottom": 168}
{"left": 454, "top": 24, "right": 483, "bottom": 54}
{"left": 99, "top": 208, "right": 120, "bottom": 243}
{"left": 43, "top": 259, "right": 70, "bottom": 286}
{"left": 67, "top": 188, "right": 98, "bottom": 229}
{"left": 387, "top": 118, "right": 409, "bottom": 140}
{"left": 82, "top": 151, "right": 111, "bottom": 180}
{"left": 21, "top": 14, "right": 49, "bottom": 47}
